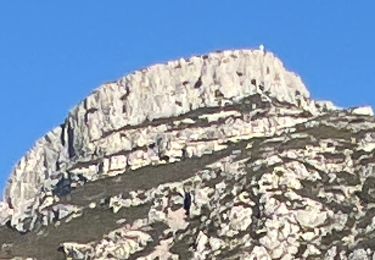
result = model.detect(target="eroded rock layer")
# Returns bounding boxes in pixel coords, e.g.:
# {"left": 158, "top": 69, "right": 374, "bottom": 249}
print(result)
{"left": 1, "top": 49, "right": 374, "bottom": 259}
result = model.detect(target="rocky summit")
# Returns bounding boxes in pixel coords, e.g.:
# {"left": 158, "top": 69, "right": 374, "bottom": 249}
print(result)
{"left": 1, "top": 49, "right": 375, "bottom": 260}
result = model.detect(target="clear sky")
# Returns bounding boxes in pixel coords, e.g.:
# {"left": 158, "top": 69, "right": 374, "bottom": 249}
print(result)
{"left": 0, "top": 1, "right": 374, "bottom": 193}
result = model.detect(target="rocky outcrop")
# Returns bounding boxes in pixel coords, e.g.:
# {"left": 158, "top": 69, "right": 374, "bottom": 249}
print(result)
{"left": 1, "top": 49, "right": 375, "bottom": 259}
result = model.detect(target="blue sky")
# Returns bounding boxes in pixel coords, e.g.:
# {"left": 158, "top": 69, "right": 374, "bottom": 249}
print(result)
{"left": 0, "top": 1, "right": 374, "bottom": 192}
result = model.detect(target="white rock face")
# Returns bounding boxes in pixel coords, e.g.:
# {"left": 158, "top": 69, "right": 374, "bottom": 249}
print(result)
{"left": 295, "top": 203, "right": 327, "bottom": 228}
{"left": 228, "top": 205, "right": 252, "bottom": 232}
{"left": 2, "top": 49, "right": 314, "bottom": 232}
{"left": 0, "top": 202, "right": 11, "bottom": 225}
{"left": 1, "top": 49, "right": 375, "bottom": 260}
{"left": 196, "top": 231, "right": 208, "bottom": 253}
{"left": 351, "top": 106, "right": 374, "bottom": 116}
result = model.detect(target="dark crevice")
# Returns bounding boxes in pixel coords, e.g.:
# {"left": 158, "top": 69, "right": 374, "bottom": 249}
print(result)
{"left": 67, "top": 121, "right": 75, "bottom": 159}
{"left": 84, "top": 108, "right": 98, "bottom": 124}
{"left": 52, "top": 174, "right": 72, "bottom": 197}
{"left": 60, "top": 123, "right": 66, "bottom": 146}
{"left": 251, "top": 79, "right": 256, "bottom": 86}
{"left": 194, "top": 76, "right": 202, "bottom": 89}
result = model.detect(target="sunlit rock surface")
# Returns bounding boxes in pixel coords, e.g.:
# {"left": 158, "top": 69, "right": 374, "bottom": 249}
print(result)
{"left": 1, "top": 49, "right": 375, "bottom": 259}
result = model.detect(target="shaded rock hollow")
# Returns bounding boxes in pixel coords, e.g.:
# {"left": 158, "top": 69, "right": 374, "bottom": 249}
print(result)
{"left": 0, "top": 49, "right": 375, "bottom": 259}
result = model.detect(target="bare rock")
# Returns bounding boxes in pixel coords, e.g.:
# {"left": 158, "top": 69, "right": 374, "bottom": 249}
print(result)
{"left": 1, "top": 49, "right": 375, "bottom": 259}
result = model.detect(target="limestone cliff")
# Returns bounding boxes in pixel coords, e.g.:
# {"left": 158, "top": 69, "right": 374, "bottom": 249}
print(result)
{"left": 0, "top": 49, "right": 375, "bottom": 259}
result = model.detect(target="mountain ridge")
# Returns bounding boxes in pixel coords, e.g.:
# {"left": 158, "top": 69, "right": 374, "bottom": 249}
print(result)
{"left": 1, "top": 49, "right": 313, "bottom": 230}
{"left": 1, "top": 49, "right": 375, "bottom": 259}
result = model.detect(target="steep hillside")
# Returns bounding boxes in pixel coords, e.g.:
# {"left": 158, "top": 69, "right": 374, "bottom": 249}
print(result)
{"left": 1, "top": 49, "right": 375, "bottom": 259}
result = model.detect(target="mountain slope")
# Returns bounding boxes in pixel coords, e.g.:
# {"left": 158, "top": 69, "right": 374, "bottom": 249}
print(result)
{"left": 1, "top": 49, "right": 375, "bottom": 259}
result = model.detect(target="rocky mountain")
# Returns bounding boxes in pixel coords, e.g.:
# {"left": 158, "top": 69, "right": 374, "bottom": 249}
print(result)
{"left": 1, "top": 49, "right": 375, "bottom": 259}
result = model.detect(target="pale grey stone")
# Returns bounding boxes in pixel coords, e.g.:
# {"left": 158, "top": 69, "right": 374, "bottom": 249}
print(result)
{"left": 1, "top": 49, "right": 375, "bottom": 259}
